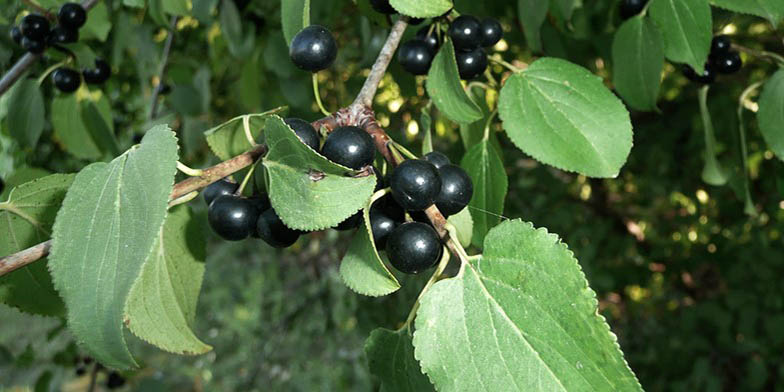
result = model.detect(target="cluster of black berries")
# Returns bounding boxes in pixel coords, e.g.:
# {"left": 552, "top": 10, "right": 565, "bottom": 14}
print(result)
{"left": 683, "top": 35, "right": 743, "bottom": 84}
{"left": 619, "top": 0, "right": 649, "bottom": 20}
{"left": 73, "top": 357, "right": 125, "bottom": 389}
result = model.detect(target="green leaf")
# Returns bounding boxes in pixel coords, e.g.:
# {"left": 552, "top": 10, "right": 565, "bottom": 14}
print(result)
{"left": 426, "top": 41, "right": 483, "bottom": 125}
{"left": 413, "top": 220, "right": 643, "bottom": 391}
{"left": 518, "top": 0, "right": 550, "bottom": 53}
{"left": 204, "top": 108, "right": 286, "bottom": 160}
{"left": 612, "top": 16, "right": 664, "bottom": 112}
{"left": 263, "top": 116, "right": 377, "bottom": 231}
{"left": 447, "top": 207, "right": 473, "bottom": 248}
{"left": 758, "top": 69, "right": 784, "bottom": 161}
{"left": 0, "top": 167, "right": 51, "bottom": 202}
{"left": 649, "top": 0, "right": 712, "bottom": 73}
{"left": 709, "top": 0, "right": 784, "bottom": 26}
{"left": 460, "top": 140, "right": 506, "bottom": 247}
{"left": 49, "top": 126, "right": 179, "bottom": 369}
{"left": 220, "top": 0, "right": 254, "bottom": 57}
{"left": 389, "top": 0, "right": 452, "bottom": 18}
{"left": 551, "top": 0, "right": 578, "bottom": 21}
{"left": 498, "top": 57, "right": 633, "bottom": 178}
{"left": 81, "top": 100, "right": 121, "bottom": 158}
{"left": 0, "top": 174, "right": 74, "bottom": 317}
{"left": 698, "top": 86, "right": 728, "bottom": 185}
{"left": 51, "top": 96, "right": 102, "bottom": 160}
{"left": 421, "top": 108, "right": 433, "bottom": 155}
{"left": 281, "top": 0, "right": 311, "bottom": 46}
{"left": 60, "top": 43, "right": 97, "bottom": 70}
{"left": 365, "top": 328, "right": 435, "bottom": 392}
{"left": 80, "top": 3, "right": 112, "bottom": 42}
{"left": 123, "top": 0, "right": 145, "bottom": 8}
{"left": 125, "top": 206, "right": 211, "bottom": 355}
{"left": 162, "top": 0, "right": 190, "bottom": 15}
{"left": 5, "top": 79, "right": 45, "bottom": 148}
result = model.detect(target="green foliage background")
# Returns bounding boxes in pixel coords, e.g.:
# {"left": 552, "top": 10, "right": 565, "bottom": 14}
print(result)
{"left": 1, "top": 0, "right": 783, "bottom": 390}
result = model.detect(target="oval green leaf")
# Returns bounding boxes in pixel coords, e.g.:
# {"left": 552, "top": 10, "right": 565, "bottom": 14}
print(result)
{"left": 649, "top": 0, "right": 712, "bottom": 73}
{"left": 204, "top": 107, "right": 287, "bottom": 160}
{"left": 426, "top": 40, "right": 483, "bottom": 125}
{"left": 612, "top": 16, "right": 665, "bottom": 112}
{"left": 389, "top": 0, "right": 452, "bottom": 18}
{"left": 710, "top": 0, "right": 783, "bottom": 26}
{"left": 758, "top": 69, "right": 784, "bottom": 161}
{"left": 5, "top": 79, "right": 44, "bottom": 149}
{"left": 460, "top": 140, "right": 506, "bottom": 247}
{"left": 281, "top": 0, "right": 310, "bottom": 46}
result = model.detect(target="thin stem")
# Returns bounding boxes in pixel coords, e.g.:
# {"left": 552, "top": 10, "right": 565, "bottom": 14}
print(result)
{"left": 390, "top": 140, "right": 419, "bottom": 160}
{"left": 169, "top": 191, "right": 199, "bottom": 208}
{"left": 483, "top": 68, "right": 498, "bottom": 88}
{"left": 387, "top": 143, "right": 406, "bottom": 165}
{"left": 736, "top": 82, "right": 763, "bottom": 216}
{"left": 149, "top": 16, "right": 178, "bottom": 121}
{"left": 177, "top": 161, "right": 204, "bottom": 177}
{"left": 697, "top": 86, "right": 728, "bottom": 186}
{"left": 483, "top": 109, "right": 498, "bottom": 141}
{"left": 465, "top": 81, "right": 490, "bottom": 92}
{"left": 732, "top": 44, "right": 784, "bottom": 67}
{"left": 36, "top": 60, "right": 69, "bottom": 85}
{"left": 242, "top": 115, "right": 257, "bottom": 147}
{"left": 23, "top": 0, "right": 52, "bottom": 16}
{"left": 312, "top": 73, "right": 331, "bottom": 116}
{"left": 86, "top": 363, "right": 99, "bottom": 392}
{"left": 402, "top": 248, "right": 450, "bottom": 333}
{"left": 236, "top": 164, "right": 257, "bottom": 195}
{"left": 489, "top": 56, "right": 520, "bottom": 73}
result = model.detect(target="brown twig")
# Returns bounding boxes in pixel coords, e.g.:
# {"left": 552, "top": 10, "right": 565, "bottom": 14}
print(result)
{"left": 149, "top": 16, "right": 178, "bottom": 120}
{"left": 353, "top": 19, "right": 408, "bottom": 107}
{"left": 22, "top": 0, "right": 53, "bottom": 17}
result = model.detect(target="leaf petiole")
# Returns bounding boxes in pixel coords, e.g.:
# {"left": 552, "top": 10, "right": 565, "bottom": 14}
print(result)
{"left": 312, "top": 73, "right": 331, "bottom": 116}
{"left": 402, "top": 247, "right": 451, "bottom": 334}
{"left": 176, "top": 162, "right": 204, "bottom": 177}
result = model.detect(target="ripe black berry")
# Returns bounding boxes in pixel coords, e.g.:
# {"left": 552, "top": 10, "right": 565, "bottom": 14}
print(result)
{"left": 52, "top": 68, "right": 81, "bottom": 93}
{"left": 386, "top": 222, "right": 442, "bottom": 274}
{"left": 620, "top": 0, "right": 648, "bottom": 20}
{"left": 75, "top": 366, "right": 86, "bottom": 376}
{"left": 479, "top": 18, "right": 502, "bottom": 47}
{"left": 456, "top": 47, "right": 488, "bottom": 80}
{"left": 409, "top": 17, "right": 424, "bottom": 25}
{"left": 398, "top": 40, "right": 433, "bottom": 75}
{"left": 0, "top": 176, "right": 4, "bottom": 194}
{"left": 448, "top": 15, "right": 481, "bottom": 52}
{"left": 335, "top": 211, "right": 362, "bottom": 230}
{"left": 82, "top": 59, "right": 111, "bottom": 84}
{"left": 20, "top": 14, "right": 50, "bottom": 41}
{"left": 682, "top": 64, "right": 715, "bottom": 84}
{"left": 710, "top": 35, "right": 732, "bottom": 54}
{"left": 389, "top": 159, "right": 442, "bottom": 211}
{"left": 203, "top": 177, "right": 238, "bottom": 205}
{"left": 416, "top": 26, "right": 441, "bottom": 55}
{"left": 289, "top": 25, "right": 338, "bottom": 72}
{"left": 712, "top": 51, "right": 742, "bottom": 74}
{"left": 58, "top": 3, "right": 87, "bottom": 30}
{"left": 435, "top": 164, "right": 473, "bottom": 216}
{"left": 208, "top": 194, "right": 258, "bottom": 241}
{"left": 321, "top": 126, "right": 375, "bottom": 169}
{"left": 370, "top": 207, "right": 398, "bottom": 249}
{"left": 378, "top": 194, "right": 405, "bottom": 222}
{"left": 423, "top": 151, "right": 450, "bottom": 170}
{"left": 10, "top": 27, "right": 22, "bottom": 45}
{"left": 256, "top": 208, "right": 301, "bottom": 248}
{"left": 106, "top": 372, "right": 126, "bottom": 389}
{"left": 285, "top": 117, "right": 320, "bottom": 151}
{"left": 48, "top": 26, "right": 78, "bottom": 44}
{"left": 369, "top": 0, "right": 396, "bottom": 14}
{"left": 21, "top": 37, "right": 46, "bottom": 54}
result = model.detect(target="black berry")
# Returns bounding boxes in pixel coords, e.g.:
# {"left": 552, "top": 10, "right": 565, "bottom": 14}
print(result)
{"left": 682, "top": 64, "right": 715, "bottom": 84}
{"left": 385, "top": 222, "right": 442, "bottom": 274}
{"left": 256, "top": 208, "right": 301, "bottom": 248}
{"left": 75, "top": 366, "right": 86, "bottom": 376}
{"left": 106, "top": 372, "right": 126, "bottom": 389}
{"left": 448, "top": 15, "right": 481, "bottom": 52}
{"left": 58, "top": 3, "right": 87, "bottom": 30}
{"left": 369, "top": 0, "right": 396, "bottom": 14}
{"left": 389, "top": 159, "right": 442, "bottom": 211}
{"left": 321, "top": 126, "right": 375, "bottom": 169}
{"left": 710, "top": 35, "right": 732, "bottom": 55}
{"left": 370, "top": 207, "right": 398, "bottom": 249}
{"left": 82, "top": 59, "right": 111, "bottom": 84}
{"left": 409, "top": 17, "right": 424, "bottom": 25}
{"left": 203, "top": 177, "right": 238, "bottom": 206}
{"left": 335, "top": 211, "right": 363, "bottom": 230}
{"left": 158, "top": 83, "right": 171, "bottom": 95}
{"left": 378, "top": 194, "right": 406, "bottom": 222}
{"left": 52, "top": 68, "right": 81, "bottom": 93}
{"left": 416, "top": 26, "right": 441, "bottom": 55}
{"left": 620, "top": 0, "right": 648, "bottom": 20}
{"left": 423, "top": 151, "right": 450, "bottom": 170}
{"left": 289, "top": 25, "right": 338, "bottom": 72}
{"left": 20, "top": 14, "right": 50, "bottom": 41}
{"left": 208, "top": 194, "right": 258, "bottom": 241}
{"left": 21, "top": 37, "right": 46, "bottom": 54}
{"left": 10, "top": 26, "right": 22, "bottom": 45}
{"left": 479, "top": 18, "right": 502, "bottom": 47}
{"left": 712, "top": 51, "right": 742, "bottom": 74}
{"left": 285, "top": 117, "right": 321, "bottom": 151}
{"left": 0, "top": 176, "right": 4, "bottom": 194}
{"left": 456, "top": 47, "right": 488, "bottom": 80}
{"left": 48, "top": 26, "right": 78, "bottom": 44}
{"left": 435, "top": 164, "right": 473, "bottom": 216}
{"left": 398, "top": 40, "right": 433, "bottom": 75}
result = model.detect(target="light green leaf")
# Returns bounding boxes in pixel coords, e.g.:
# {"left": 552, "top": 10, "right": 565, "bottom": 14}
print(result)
{"left": 365, "top": 328, "right": 435, "bottom": 392}
{"left": 124, "top": 0, "right": 145, "bottom": 8}
{"left": 612, "top": 16, "right": 664, "bottom": 112}
{"left": 518, "top": 0, "right": 550, "bottom": 53}
{"left": 80, "top": 3, "right": 112, "bottom": 42}
{"left": 49, "top": 126, "right": 179, "bottom": 369}
{"left": 710, "top": 0, "right": 783, "bottom": 26}
{"left": 389, "top": 0, "right": 452, "bottom": 18}
{"left": 125, "top": 206, "right": 211, "bottom": 355}
{"left": 447, "top": 207, "right": 473, "bottom": 248}
{"left": 413, "top": 220, "right": 643, "bottom": 392}
{"left": 758, "top": 69, "right": 784, "bottom": 161}
{"left": 421, "top": 107, "right": 433, "bottom": 155}
{"left": 426, "top": 40, "right": 483, "bottom": 125}
{"left": 281, "top": 0, "right": 310, "bottom": 46}
{"left": 263, "top": 116, "right": 377, "bottom": 231}
{"left": 460, "top": 140, "right": 506, "bottom": 248}
{"left": 60, "top": 43, "right": 97, "bottom": 70}
{"left": 51, "top": 95, "right": 101, "bottom": 160}
{"left": 5, "top": 79, "right": 44, "bottom": 148}
{"left": 204, "top": 107, "right": 287, "bottom": 160}
{"left": 0, "top": 167, "right": 51, "bottom": 202}
{"left": 498, "top": 57, "right": 633, "bottom": 177}
{"left": 0, "top": 174, "right": 74, "bottom": 317}
{"left": 162, "top": 0, "right": 190, "bottom": 15}
{"left": 649, "top": 0, "right": 712, "bottom": 73}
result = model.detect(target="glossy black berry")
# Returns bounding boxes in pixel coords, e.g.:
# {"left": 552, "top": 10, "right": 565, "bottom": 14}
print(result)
{"left": 619, "top": 0, "right": 648, "bottom": 20}
{"left": 335, "top": 211, "right": 362, "bottom": 231}
{"left": 370, "top": 207, "right": 398, "bottom": 249}
{"left": 378, "top": 194, "right": 405, "bottom": 222}
{"left": 289, "top": 25, "right": 338, "bottom": 72}
{"left": 21, "top": 37, "right": 46, "bottom": 54}
{"left": 10, "top": 26, "right": 22, "bottom": 45}
{"left": 0, "top": 177, "right": 4, "bottom": 194}
{"left": 480, "top": 18, "right": 502, "bottom": 47}
{"left": 448, "top": 15, "right": 481, "bottom": 52}
{"left": 398, "top": 40, "right": 433, "bottom": 75}
{"left": 386, "top": 222, "right": 442, "bottom": 274}
{"left": 256, "top": 208, "right": 301, "bottom": 248}
{"left": 423, "top": 151, "right": 450, "bottom": 170}
{"left": 369, "top": 0, "right": 396, "bottom": 14}
{"left": 106, "top": 372, "right": 126, "bottom": 389}
{"left": 435, "top": 164, "right": 473, "bottom": 216}
{"left": 409, "top": 17, "right": 424, "bottom": 25}
{"left": 158, "top": 83, "right": 171, "bottom": 95}
{"left": 285, "top": 117, "right": 321, "bottom": 151}
{"left": 682, "top": 64, "right": 715, "bottom": 84}
{"left": 82, "top": 59, "right": 111, "bottom": 84}
{"left": 203, "top": 177, "right": 238, "bottom": 205}
{"left": 20, "top": 14, "right": 50, "bottom": 41}
{"left": 389, "top": 159, "right": 442, "bottom": 211}
{"left": 75, "top": 366, "right": 86, "bottom": 376}
{"left": 48, "top": 26, "right": 78, "bottom": 44}
{"left": 416, "top": 26, "right": 441, "bottom": 55}
{"left": 58, "top": 3, "right": 87, "bottom": 30}
{"left": 52, "top": 68, "right": 81, "bottom": 93}
{"left": 710, "top": 35, "right": 732, "bottom": 55}
{"left": 456, "top": 47, "right": 488, "bottom": 80}
{"left": 208, "top": 194, "right": 257, "bottom": 241}
{"left": 321, "top": 126, "right": 375, "bottom": 169}
{"left": 712, "top": 51, "right": 742, "bottom": 74}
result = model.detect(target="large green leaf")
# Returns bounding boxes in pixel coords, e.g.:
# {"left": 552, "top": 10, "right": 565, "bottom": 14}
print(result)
{"left": 518, "top": 0, "right": 550, "bottom": 53}
{"left": 365, "top": 328, "right": 435, "bottom": 392}
{"left": 498, "top": 57, "right": 633, "bottom": 178}
{"left": 389, "top": 0, "right": 452, "bottom": 18}
{"left": 49, "top": 126, "right": 179, "bottom": 369}
{"left": 413, "top": 220, "right": 642, "bottom": 391}
{"left": 426, "top": 40, "right": 483, "bottom": 125}
{"left": 263, "top": 116, "right": 377, "bottom": 230}
{"left": 51, "top": 95, "right": 102, "bottom": 160}
{"left": 281, "top": 0, "right": 310, "bottom": 46}
{"left": 649, "top": 0, "right": 712, "bottom": 73}
{"left": 80, "top": 3, "right": 112, "bottom": 42}
{"left": 5, "top": 79, "right": 45, "bottom": 148}
{"left": 758, "top": 69, "right": 784, "bottom": 161}
{"left": 81, "top": 100, "right": 121, "bottom": 158}
{"left": 125, "top": 206, "right": 211, "bottom": 355}
{"left": 0, "top": 174, "right": 74, "bottom": 317}
{"left": 460, "top": 140, "right": 507, "bottom": 248}
{"left": 612, "top": 16, "right": 664, "bottom": 112}
{"left": 710, "top": 0, "right": 784, "bottom": 26}
{"left": 162, "top": 0, "right": 190, "bottom": 15}
{"left": 204, "top": 108, "right": 287, "bottom": 160}
{"left": 220, "top": 0, "right": 254, "bottom": 57}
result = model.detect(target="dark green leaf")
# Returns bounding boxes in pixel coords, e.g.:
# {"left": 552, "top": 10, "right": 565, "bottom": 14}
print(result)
{"left": 426, "top": 40, "right": 483, "bottom": 125}
{"left": 365, "top": 328, "right": 434, "bottom": 392}
{"left": 51, "top": 95, "right": 102, "bottom": 160}
{"left": 518, "top": 0, "right": 550, "bottom": 53}
{"left": 710, "top": 0, "right": 784, "bottom": 26}
{"left": 281, "top": 0, "right": 311, "bottom": 46}
{"left": 758, "top": 69, "right": 784, "bottom": 161}
{"left": 612, "top": 16, "right": 665, "bottom": 111}
{"left": 649, "top": 0, "right": 712, "bottom": 73}
{"left": 5, "top": 79, "right": 44, "bottom": 148}
{"left": 460, "top": 140, "right": 507, "bottom": 247}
